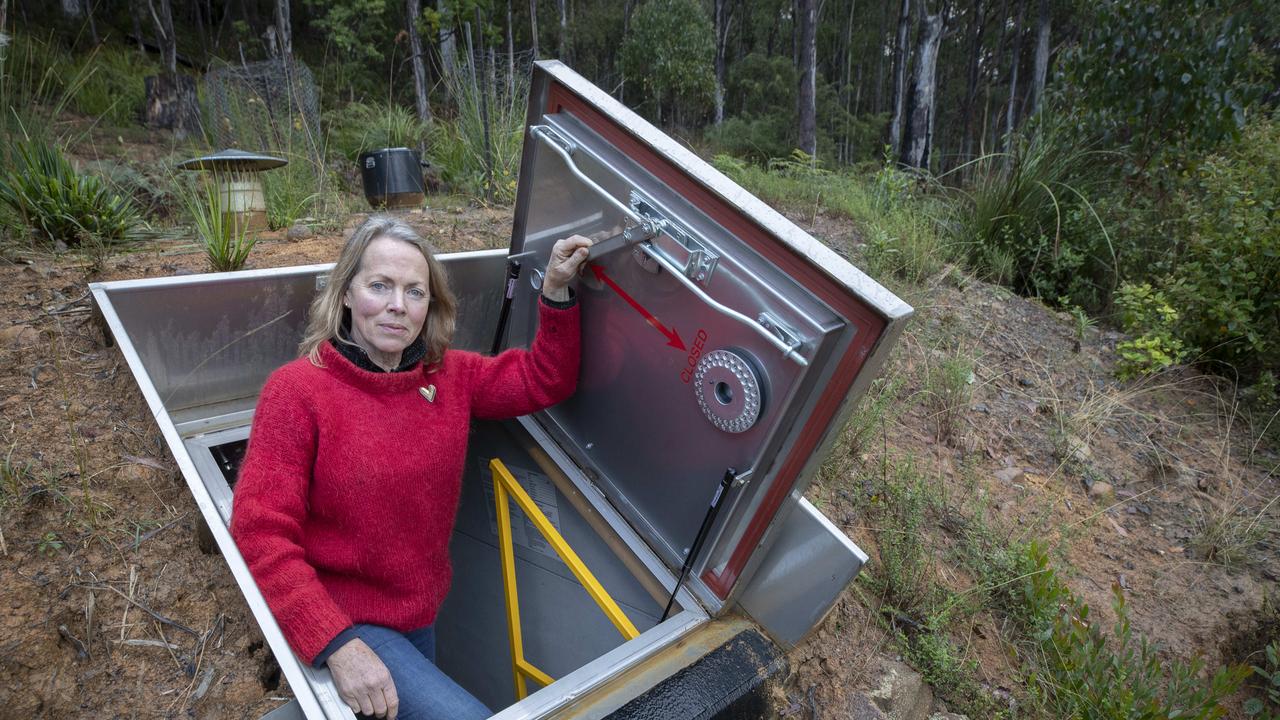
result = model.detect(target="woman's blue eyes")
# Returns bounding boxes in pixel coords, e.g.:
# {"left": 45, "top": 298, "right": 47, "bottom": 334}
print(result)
{"left": 368, "top": 281, "right": 427, "bottom": 301}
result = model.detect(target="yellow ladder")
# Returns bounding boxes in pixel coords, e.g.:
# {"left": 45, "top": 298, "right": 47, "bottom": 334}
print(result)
{"left": 489, "top": 458, "right": 640, "bottom": 700}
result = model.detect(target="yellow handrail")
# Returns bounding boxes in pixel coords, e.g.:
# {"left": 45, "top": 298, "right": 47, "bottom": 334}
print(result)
{"left": 490, "top": 458, "right": 640, "bottom": 700}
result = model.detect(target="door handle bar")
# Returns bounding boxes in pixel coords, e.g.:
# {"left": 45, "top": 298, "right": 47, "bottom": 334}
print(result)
{"left": 530, "top": 124, "right": 808, "bottom": 367}
{"left": 638, "top": 243, "right": 808, "bottom": 367}
{"left": 530, "top": 125, "right": 660, "bottom": 238}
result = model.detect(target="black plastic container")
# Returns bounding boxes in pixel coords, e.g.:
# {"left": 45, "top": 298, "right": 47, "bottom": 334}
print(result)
{"left": 359, "top": 147, "right": 427, "bottom": 209}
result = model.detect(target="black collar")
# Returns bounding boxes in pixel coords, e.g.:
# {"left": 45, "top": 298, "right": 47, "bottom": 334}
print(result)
{"left": 331, "top": 321, "right": 427, "bottom": 373}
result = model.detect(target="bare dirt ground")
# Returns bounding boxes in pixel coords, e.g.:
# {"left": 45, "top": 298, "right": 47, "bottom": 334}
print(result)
{"left": 0, "top": 199, "right": 1276, "bottom": 718}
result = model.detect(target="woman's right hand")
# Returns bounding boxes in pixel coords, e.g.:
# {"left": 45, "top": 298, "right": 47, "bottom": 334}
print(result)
{"left": 327, "top": 638, "right": 399, "bottom": 719}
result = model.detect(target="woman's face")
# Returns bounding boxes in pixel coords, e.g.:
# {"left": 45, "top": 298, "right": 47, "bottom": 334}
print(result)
{"left": 344, "top": 236, "right": 431, "bottom": 369}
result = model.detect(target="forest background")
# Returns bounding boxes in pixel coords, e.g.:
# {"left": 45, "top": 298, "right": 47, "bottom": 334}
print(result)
{"left": 1, "top": 0, "right": 1279, "bottom": 718}
{"left": 5, "top": 0, "right": 1278, "bottom": 394}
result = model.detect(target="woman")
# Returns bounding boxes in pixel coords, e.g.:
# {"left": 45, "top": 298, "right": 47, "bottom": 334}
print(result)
{"left": 230, "top": 215, "right": 591, "bottom": 720}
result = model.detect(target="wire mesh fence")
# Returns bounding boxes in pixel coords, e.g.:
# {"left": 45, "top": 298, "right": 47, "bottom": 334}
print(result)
{"left": 204, "top": 58, "right": 323, "bottom": 164}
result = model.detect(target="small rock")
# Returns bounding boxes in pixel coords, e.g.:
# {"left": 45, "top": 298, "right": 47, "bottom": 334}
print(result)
{"left": 850, "top": 692, "right": 889, "bottom": 720}
{"left": 1088, "top": 481, "right": 1114, "bottom": 502}
{"left": 868, "top": 659, "right": 934, "bottom": 720}
{"left": 286, "top": 223, "right": 315, "bottom": 241}
{"left": 929, "top": 714, "right": 969, "bottom": 720}
{"left": 994, "top": 467, "right": 1025, "bottom": 483}
{"left": 973, "top": 403, "right": 989, "bottom": 414}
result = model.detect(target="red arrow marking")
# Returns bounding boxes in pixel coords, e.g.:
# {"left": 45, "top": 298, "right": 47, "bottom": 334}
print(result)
{"left": 590, "top": 264, "right": 686, "bottom": 351}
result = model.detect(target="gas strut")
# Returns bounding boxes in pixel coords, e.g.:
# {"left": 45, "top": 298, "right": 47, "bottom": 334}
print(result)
{"left": 489, "top": 255, "right": 525, "bottom": 355}
{"left": 661, "top": 467, "right": 737, "bottom": 621}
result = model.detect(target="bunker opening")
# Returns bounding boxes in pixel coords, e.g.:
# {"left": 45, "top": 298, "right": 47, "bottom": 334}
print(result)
{"left": 90, "top": 61, "right": 910, "bottom": 720}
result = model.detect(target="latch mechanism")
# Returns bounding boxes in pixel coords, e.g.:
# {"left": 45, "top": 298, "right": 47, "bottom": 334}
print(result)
{"left": 629, "top": 193, "right": 719, "bottom": 285}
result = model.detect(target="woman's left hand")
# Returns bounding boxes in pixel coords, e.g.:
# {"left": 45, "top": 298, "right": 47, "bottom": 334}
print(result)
{"left": 542, "top": 235, "right": 593, "bottom": 302}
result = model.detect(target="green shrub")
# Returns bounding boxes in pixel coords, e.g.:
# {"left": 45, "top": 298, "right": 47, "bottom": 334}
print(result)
{"left": 0, "top": 139, "right": 144, "bottom": 247}
{"left": 1056, "top": 0, "right": 1265, "bottom": 164}
{"left": 260, "top": 152, "right": 325, "bottom": 230}
{"left": 1038, "top": 585, "right": 1250, "bottom": 719}
{"left": 619, "top": 0, "right": 715, "bottom": 124}
{"left": 904, "top": 631, "right": 1006, "bottom": 717}
{"left": 85, "top": 160, "right": 178, "bottom": 221}
{"left": 327, "top": 102, "right": 431, "bottom": 160}
{"left": 1006, "top": 543, "right": 1251, "bottom": 719}
{"left": 956, "top": 116, "right": 1114, "bottom": 310}
{"left": 1157, "top": 117, "right": 1280, "bottom": 380}
{"left": 1114, "top": 282, "right": 1187, "bottom": 379}
{"left": 704, "top": 114, "right": 795, "bottom": 163}
{"left": 923, "top": 351, "right": 974, "bottom": 444}
{"left": 1245, "top": 641, "right": 1280, "bottom": 717}
{"left": 69, "top": 45, "right": 159, "bottom": 126}
{"left": 868, "top": 456, "right": 940, "bottom": 616}
{"left": 434, "top": 59, "right": 529, "bottom": 203}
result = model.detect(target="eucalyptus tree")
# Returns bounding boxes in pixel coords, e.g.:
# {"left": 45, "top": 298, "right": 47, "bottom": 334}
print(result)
{"left": 796, "top": 0, "right": 817, "bottom": 156}
{"left": 619, "top": 0, "right": 715, "bottom": 126}
{"left": 899, "top": 0, "right": 943, "bottom": 168}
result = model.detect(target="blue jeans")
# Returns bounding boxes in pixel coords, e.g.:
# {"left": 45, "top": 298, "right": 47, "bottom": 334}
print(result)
{"left": 321, "top": 624, "right": 490, "bottom": 720}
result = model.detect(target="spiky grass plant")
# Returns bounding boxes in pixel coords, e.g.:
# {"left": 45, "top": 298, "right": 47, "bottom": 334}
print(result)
{"left": 0, "top": 139, "right": 144, "bottom": 248}
{"left": 954, "top": 116, "right": 1114, "bottom": 306}
{"left": 436, "top": 55, "right": 530, "bottom": 203}
{"left": 175, "top": 173, "right": 256, "bottom": 272}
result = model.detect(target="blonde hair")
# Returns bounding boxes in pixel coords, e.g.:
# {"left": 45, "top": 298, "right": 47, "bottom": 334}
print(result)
{"left": 300, "top": 215, "right": 457, "bottom": 368}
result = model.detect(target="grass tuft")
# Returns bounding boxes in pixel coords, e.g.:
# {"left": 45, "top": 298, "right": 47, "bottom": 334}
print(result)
{"left": 0, "top": 138, "right": 145, "bottom": 248}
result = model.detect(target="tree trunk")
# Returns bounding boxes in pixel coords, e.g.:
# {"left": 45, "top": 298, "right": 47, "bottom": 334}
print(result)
{"left": 507, "top": 0, "right": 515, "bottom": 96}
{"left": 959, "top": 0, "right": 985, "bottom": 164}
{"left": 129, "top": 0, "right": 147, "bottom": 54}
{"left": 900, "top": 0, "right": 942, "bottom": 169}
{"left": 439, "top": 0, "right": 457, "bottom": 73}
{"left": 144, "top": 74, "right": 201, "bottom": 138}
{"left": 713, "top": 0, "right": 729, "bottom": 124}
{"left": 147, "top": 0, "right": 177, "bottom": 74}
{"left": 796, "top": 0, "right": 818, "bottom": 157}
{"left": 1003, "top": 0, "right": 1026, "bottom": 151}
{"left": 873, "top": 0, "right": 888, "bottom": 114}
{"left": 984, "top": 0, "right": 1010, "bottom": 155}
{"left": 888, "top": 0, "right": 911, "bottom": 158}
{"left": 529, "top": 0, "right": 539, "bottom": 59}
{"left": 275, "top": 0, "right": 291, "bottom": 58}
{"left": 406, "top": 0, "right": 432, "bottom": 125}
{"left": 556, "top": 0, "right": 566, "bottom": 60}
{"left": 144, "top": 0, "right": 199, "bottom": 138}
{"left": 83, "top": 0, "right": 99, "bottom": 44}
{"left": 192, "top": 0, "right": 209, "bottom": 62}
{"left": 1028, "top": 0, "right": 1049, "bottom": 116}
{"left": 841, "top": 0, "right": 856, "bottom": 160}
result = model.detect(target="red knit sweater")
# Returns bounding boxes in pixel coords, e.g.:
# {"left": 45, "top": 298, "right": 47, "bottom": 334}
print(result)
{"left": 229, "top": 301, "right": 579, "bottom": 664}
